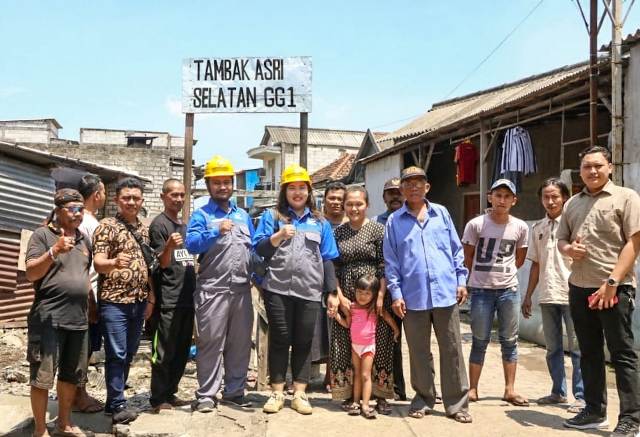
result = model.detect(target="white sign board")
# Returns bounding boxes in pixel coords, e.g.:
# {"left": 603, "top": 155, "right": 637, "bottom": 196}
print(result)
{"left": 182, "top": 57, "right": 312, "bottom": 113}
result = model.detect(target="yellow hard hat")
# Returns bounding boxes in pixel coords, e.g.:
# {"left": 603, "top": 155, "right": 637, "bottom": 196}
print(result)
{"left": 204, "top": 155, "right": 234, "bottom": 178}
{"left": 281, "top": 163, "right": 311, "bottom": 185}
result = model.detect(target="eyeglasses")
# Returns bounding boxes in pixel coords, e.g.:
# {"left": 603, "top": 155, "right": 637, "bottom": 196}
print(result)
{"left": 402, "top": 181, "right": 426, "bottom": 189}
{"left": 62, "top": 206, "right": 85, "bottom": 213}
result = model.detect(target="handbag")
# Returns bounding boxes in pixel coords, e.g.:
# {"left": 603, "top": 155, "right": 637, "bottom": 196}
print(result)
{"left": 117, "top": 217, "right": 160, "bottom": 275}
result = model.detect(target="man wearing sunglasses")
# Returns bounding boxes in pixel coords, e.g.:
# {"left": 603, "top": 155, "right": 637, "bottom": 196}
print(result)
{"left": 26, "top": 189, "right": 93, "bottom": 437}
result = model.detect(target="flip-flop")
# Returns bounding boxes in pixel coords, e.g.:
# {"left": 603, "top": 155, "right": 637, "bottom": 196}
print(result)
{"left": 502, "top": 395, "right": 529, "bottom": 407}
{"left": 449, "top": 411, "right": 473, "bottom": 423}
{"left": 72, "top": 398, "right": 103, "bottom": 413}
{"left": 51, "top": 425, "right": 92, "bottom": 437}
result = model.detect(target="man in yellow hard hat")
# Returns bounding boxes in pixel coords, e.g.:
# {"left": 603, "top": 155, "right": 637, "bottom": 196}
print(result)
{"left": 185, "top": 155, "right": 255, "bottom": 412}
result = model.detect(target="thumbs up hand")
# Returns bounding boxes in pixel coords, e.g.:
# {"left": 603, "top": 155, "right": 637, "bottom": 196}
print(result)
{"left": 569, "top": 235, "right": 587, "bottom": 260}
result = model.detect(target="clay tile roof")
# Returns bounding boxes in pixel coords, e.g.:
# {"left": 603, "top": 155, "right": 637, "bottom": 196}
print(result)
{"left": 310, "top": 152, "right": 356, "bottom": 184}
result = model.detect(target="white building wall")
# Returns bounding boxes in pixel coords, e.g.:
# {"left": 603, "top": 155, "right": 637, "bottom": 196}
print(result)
{"left": 364, "top": 154, "right": 402, "bottom": 216}
{"left": 0, "top": 120, "right": 58, "bottom": 144}
{"left": 624, "top": 42, "right": 640, "bottom": 350}
{"left": 80, "top": 129, "right": 127, "bottom": 145}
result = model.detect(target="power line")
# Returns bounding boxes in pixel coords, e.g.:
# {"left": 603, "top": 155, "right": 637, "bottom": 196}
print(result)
{"left": 371, "top": 1, "right": 546, "bottom": 131}
{"left": 443, "top": 0, "right": 545, "bottom": 99}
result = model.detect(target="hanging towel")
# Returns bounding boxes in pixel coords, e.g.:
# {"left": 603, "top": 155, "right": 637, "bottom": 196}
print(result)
{"left": 454, "top": 140, "right": 478, "bottom": 186}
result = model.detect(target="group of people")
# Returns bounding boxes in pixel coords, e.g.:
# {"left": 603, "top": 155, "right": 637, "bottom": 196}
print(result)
{"left": 24, "top": 145, "right": 640, "bottom": 437}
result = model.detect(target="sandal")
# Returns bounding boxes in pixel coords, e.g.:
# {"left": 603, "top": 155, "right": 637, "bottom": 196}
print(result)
{"left": 51, "top": 425, "right": 91, "bottom": 437}
{"left": 72, "top": 397, "right": 104, "bottom": 413}
{"left": 502, "top": 395, "right": 529, "bottom": 407}
{"left": 361, "top": 406, "right": 377, "bottom": 419}
{"left": 449, "top": 411, "right": 473, "bottom": 423}
{"left": 408, "top": 407, "right": 430, "bottom": 419}
{"left": 341, "top": 398, "right": 354, "bottom": 412}
{"left": 346, "top": 402, "right": 361, "bottom": 416}
{"left": 375, "top": 398, "right": 392, "bottom": 415}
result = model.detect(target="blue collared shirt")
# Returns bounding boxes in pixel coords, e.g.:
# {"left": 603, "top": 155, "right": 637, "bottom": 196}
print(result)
{"left": 185, "top": 198, "right": 254, "bottom": 254}
{"left": 383, "top": 201, "right": 468, "bottom": 310}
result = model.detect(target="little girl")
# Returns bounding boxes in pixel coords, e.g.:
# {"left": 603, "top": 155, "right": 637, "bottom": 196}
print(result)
{"left": 335, "top": 274, "right": 399, "bottom": 419}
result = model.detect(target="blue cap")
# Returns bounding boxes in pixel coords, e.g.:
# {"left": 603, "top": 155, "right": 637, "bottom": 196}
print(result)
{"left": 490, "top": 178, "right": 517, "bottom": 194}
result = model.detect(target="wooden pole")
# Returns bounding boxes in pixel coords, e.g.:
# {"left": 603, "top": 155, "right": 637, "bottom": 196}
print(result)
{"left": 611, "top": 0, "right": 624, "bottom": 184}
{"left": 182, "top": 112, "right": 195, "bottom": 221}
{"left": 589, "top": 0, "right": 599, "bottom": 147}
{"left": 299, "top": 112, "right": 308, "bottom": 168}
{"left": 479, "top": 120, "right": 489, "bottom": 209}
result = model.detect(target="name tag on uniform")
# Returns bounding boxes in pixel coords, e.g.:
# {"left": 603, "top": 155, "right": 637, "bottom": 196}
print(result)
{"left": 174, "top": 249, "right": 195, "bottom": 266}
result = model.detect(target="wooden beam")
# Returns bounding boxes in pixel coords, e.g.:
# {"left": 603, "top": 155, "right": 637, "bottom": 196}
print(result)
{"left": 560, "top": 107, "right": 566, "bottom": 172}
{"left": 182, "top": 113, "right": 194, "bottom": 221}
{"left": 479, "top": 120, "right": 489, "bottom": 208}
{"left": 423, "top": 143, "right": 436, "bottom": 172}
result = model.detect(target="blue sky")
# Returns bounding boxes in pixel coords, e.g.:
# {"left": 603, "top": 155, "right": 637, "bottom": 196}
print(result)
{"left": 1, "top": 1, "right": 639, "bottom": 170}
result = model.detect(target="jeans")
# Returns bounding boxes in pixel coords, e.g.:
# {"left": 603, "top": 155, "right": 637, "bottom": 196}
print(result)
{"left": 100, "top": 301, "right": 146, "bottom": 411}
{"left": 569, "top": 284, "right": 640, "bottom": 424}
{"left": 469, "top": 287, "right": 519, "bottom": 365}
{"left": 263, "top": 290, "right": 320, "bottom": 385}
{"left": 540, "top": 303, "right": 584, "bottom": 400}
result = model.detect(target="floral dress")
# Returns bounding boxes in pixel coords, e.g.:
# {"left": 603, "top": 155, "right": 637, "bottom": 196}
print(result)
{"left": 330, "top": 220, "right": 395, "bottom": 400}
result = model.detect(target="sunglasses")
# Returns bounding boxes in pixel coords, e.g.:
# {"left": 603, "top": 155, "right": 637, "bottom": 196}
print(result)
{"left": 62, "top": 205, "right": 85, "bottom": 213}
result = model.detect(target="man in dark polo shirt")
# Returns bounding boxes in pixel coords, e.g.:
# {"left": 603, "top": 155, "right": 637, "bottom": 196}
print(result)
{"left": 558, "top": 146, "right": 640, "bottom": 436}
{"left": 149, "top": 179, "right": 196, "bottom": 412}
{"left": 26, "top": 189, "right": 92, "bottom": 437}
{"left": 94, "top": 177, "right": 153, "bottom": 424}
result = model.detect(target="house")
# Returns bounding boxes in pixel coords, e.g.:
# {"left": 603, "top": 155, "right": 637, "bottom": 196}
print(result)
{"left": 246, "top": 126, "right": 368, "bottom": 202}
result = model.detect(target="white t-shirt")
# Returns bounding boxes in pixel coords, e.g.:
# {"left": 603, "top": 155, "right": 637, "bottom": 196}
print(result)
{"left": 462, "top": 213, "right": 529, "bottom": 289}
{"left": 527, "top": 215, "right": 572, "bottom": 305}
{"left": 79, "top": 213, "right": 99, "bottom": 297}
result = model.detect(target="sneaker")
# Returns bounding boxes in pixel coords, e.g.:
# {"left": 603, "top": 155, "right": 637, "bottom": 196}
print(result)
{"left": 192, "top": 399, "right": 217, "bottom": 413}
{"left": 291, "top": 391, "right": 312, "bottom": 415}
{"left": 610, "top": 420, "right": 640, "bottom": 437}
{"left": 564, "top": 408, "right": 609, "bottom": 430}
{"left": 262, "top": 392, "right": 285, "bottom": 414}
{"left": 221, "top": 395, "right": 252, "bottom": 408}
{"left": 112, "top": 406, "right": 138, "bottom": 424}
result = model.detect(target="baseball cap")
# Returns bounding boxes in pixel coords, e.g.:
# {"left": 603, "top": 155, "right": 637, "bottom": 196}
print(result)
{"left": 490, "top": 178, "right": 517, "bottom": 194}
{"left": 383, "top": 177, "right": 401, "bottom": 191}
{"left": 400, "top": 166, "right": 427, "bottom": 182}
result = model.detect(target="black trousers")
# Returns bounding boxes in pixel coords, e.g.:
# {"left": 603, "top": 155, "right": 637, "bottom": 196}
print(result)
{"left": 263, "top": 290, "right": 321, "bottom": 385}
{"left": 569, "top": 284, "right": 640, "bottom": 423}
{"left": 150, "top": 307, "right": 195, "bottom": 407}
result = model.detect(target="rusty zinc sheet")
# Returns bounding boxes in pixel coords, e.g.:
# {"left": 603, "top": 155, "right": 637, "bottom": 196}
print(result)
{"left": 0, "top": 230, "right": 34, "bottom": 326}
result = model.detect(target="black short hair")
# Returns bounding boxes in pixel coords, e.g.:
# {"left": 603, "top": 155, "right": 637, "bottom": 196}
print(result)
{"left": 537, "top": 177, "right": 570, "bottom": 199}
{"left": 345, "top": 185, "right": 369, "bottom": 205}
{"left": 115, "top": 177, "right": 144, "bottom": 196}
{"left": 355, "top": 274, "right": 380, "bottom": 314}
{"left": 579, "top": 145, "right": 611, "bottom": 163}
{"left": 78, "top": 173, "right": 102, "bottom": 200}
{"left": 324, "top": 181, "right": 347, "bottom": 198}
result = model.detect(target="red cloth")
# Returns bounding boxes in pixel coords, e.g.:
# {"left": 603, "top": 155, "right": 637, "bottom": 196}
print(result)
{"left": 454, "top": 140, "right": 478, "bottom": 186}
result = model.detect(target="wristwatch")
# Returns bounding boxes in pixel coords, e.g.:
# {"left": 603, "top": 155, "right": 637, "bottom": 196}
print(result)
{"left": 607, "top": 277, "right": 620, "bottom": 287}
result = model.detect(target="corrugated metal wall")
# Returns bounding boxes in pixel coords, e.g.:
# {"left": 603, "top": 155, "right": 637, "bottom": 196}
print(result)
{"left": 0, "top": 157, "right": 54, "bottom": 326}
{"left": 0, "top": 231, "right": 35, "bottom": 326}
{"left": 0, "top": 157, "right": 54, "bottom": 231}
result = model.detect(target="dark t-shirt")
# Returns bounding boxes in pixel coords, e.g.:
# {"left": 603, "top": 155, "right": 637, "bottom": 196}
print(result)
{"left": 26, "top": 225, "right": 91, "bottom": 330}
{"left": 149, "top": 212, "right": 196, "bottom": 309}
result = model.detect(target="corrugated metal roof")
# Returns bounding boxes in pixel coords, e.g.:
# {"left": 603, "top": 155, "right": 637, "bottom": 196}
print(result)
{"left": 265, "top": 126, "right": 366, "bottom": 148}
{"left": 0, "top": 141, "right": 151, "bottom": 182}
{"left": 379, "top": 61, "right": 591, "bottom": 143}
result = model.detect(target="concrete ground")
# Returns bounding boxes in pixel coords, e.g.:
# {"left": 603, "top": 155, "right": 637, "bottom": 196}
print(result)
{"left": 1, "top": 322, "right": 620, "bottom": 437}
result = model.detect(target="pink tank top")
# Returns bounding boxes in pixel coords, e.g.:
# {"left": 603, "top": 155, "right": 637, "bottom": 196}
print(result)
{"left": 350, "top": 304, "right": 377, "bottom": 346}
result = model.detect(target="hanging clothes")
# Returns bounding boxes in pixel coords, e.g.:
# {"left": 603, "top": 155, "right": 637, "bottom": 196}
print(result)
{"left": 454, "top": 140, "right": 478, "bottom": 186}
{"left": 500, "top": 126, "right": 537, "bottom": 176}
